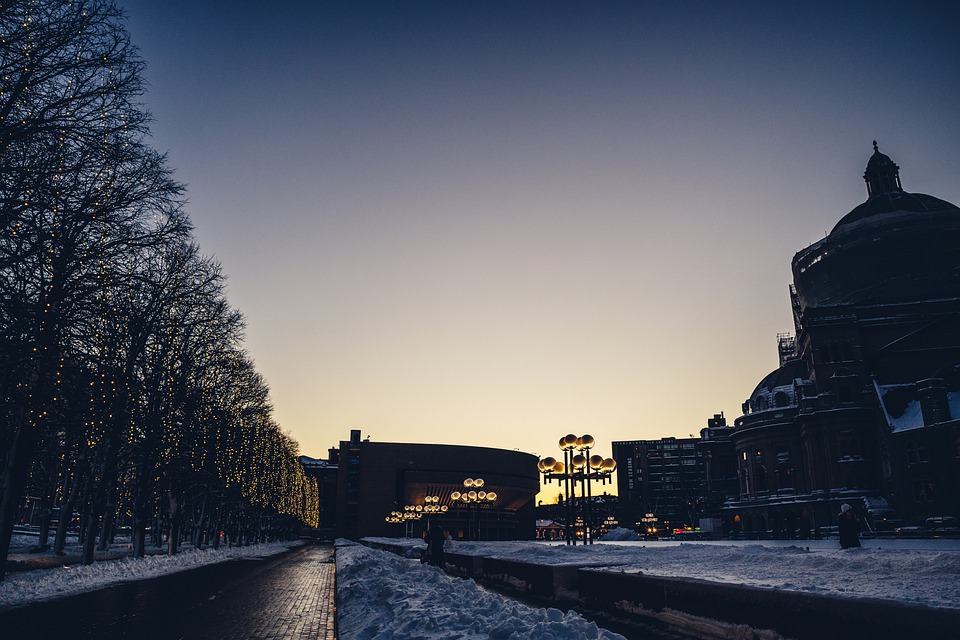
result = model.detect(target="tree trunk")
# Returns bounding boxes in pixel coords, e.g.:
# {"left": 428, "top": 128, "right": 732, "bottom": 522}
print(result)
{"left": 53, "top": 471, "right": 80, "bottom": 555}
{"left": 36, "top": 495, "right": 53, "bottom": 551}
{"left": 167, "top": 489, "right": 181, "bottom": 556}
{"left": 193, "top": 495, "right": 206, "bottom": 550}
{"left": 97, "top": 503, "right": 114, "bottom": 552}
{"left": 0, "top": 418, "right": 42, "bottom": 580}
{"left": 81, "top": 509, "right": 99, "bottom": 565}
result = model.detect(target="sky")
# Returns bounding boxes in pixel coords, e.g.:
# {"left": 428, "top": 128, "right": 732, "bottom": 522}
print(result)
{"left": 117, "top": 1, "right": 960, "bottom": 463}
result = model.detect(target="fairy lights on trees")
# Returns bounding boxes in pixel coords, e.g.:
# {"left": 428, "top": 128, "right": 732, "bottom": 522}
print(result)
{"left": 0, "top": 1, "right": 317, "bottom": 578}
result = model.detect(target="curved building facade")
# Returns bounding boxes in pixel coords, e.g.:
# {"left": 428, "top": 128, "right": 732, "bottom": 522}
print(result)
{"left": 725, "top": 143, "right": 960, "bottom": 536}
{"left": 319, "top": 430, "right": 539, "bottom": 540}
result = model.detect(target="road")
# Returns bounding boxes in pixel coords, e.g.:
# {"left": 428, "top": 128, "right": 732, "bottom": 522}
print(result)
{"left": 0, "top": 542, "right": 336, "bottom": 639}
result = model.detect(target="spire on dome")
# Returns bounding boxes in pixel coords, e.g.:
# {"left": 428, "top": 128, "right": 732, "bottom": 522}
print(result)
{"left": 863, "top": 141, "right": 902, "bottom": 199}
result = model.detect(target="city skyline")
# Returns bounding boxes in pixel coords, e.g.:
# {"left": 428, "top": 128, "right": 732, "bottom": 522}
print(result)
{"left": 119, "top": 0, "right": 960, "bottom": 460}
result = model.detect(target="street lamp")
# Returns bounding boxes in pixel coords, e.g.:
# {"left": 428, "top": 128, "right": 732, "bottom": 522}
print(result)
{"left": 421, "top": 495, "right": 448, "bottom": 515}
{"left": 450, "top": 478, "right": 496, "bottom": 540}
{"left": 640, "top": 512, "right": 659, "bottom": 539}
{"left": 600, "top": 515, "right": 619, "bottom": 536}
{"left": 538, "top": 434, "right": 616, "bottom": 545}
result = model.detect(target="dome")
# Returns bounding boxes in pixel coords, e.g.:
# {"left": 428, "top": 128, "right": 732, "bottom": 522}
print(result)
{"left": 744, "top": 358, "right": 807, "bottom": 414}
{"left": 865, "top": 144, "right": 896, "bottom": 171}
{"left": 791, "top": 143, "right": 960, "bottom": 311}
{"left": 750, "top": 358, "right": 806, "bottom": 399}
{"left": 832, "top": 191, "right": 959, "bottom": 233}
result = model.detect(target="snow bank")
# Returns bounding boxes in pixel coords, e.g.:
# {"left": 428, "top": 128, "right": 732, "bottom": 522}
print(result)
{"left": 423, "top": 539, "right": 960, "bottom": 609}
{"left": 0, "top": 540, "right": 304, "bottom": 610}
{"left": 336, "top": 540, "right": 626, "bottom": 639}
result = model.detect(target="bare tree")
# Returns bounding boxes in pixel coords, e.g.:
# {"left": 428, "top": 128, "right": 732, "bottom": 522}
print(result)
{"left": 0, "top": 0, "right": 185, "bottom": 578}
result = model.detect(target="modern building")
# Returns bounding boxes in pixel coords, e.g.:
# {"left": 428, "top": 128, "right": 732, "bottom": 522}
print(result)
{"left": 612, "top": 435, "right": 705, "bottom": 533}
{"left": 696, "top": 413, "right": 738, "bottom": 532}
{"left": 725, "top": 143, "right": 960, "bottom": 537}
{"left": 304, "top": 430, "right": 539, "bottom": 540}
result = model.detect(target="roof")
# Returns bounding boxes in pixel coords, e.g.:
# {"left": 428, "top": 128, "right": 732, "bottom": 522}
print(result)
{"left": 749, "top": 358, "right": 806, "bottom": 399}
{"left": 832, "top": 191, "right": 960, "bottom": 233}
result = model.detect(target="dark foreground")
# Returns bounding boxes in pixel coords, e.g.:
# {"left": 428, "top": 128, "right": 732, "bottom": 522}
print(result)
{"left": 0, "top": 542, "right": 336, "bottom": 639}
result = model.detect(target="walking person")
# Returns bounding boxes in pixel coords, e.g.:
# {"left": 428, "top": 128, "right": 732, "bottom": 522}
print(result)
{"left": 838, "top": 503, "right": 861, "bottom": 549}
{"left": 425, "top": 520, "right": 446, "bottom": 566}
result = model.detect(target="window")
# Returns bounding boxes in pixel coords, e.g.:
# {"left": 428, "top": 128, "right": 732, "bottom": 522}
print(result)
{"left": 774, "top": 391, "right": 790, "bottom": 407}
{"left": 913, "top": 479, "right": 936, "bottom": 502}
{"left": 906, "top": 441, "right": 929, "bottom": 464}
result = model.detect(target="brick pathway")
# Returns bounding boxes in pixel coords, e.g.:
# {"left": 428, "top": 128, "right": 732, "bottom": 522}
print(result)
{"left": 205, "top": 543, "right": 337, "bottom": 640}
{"left": 0, "top": 542, "right": 338, "bottom": 640}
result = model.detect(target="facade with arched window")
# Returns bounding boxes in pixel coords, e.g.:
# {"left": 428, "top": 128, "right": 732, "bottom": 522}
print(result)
{"left": 724, "top": 143, "right": 960, "bottom": 537}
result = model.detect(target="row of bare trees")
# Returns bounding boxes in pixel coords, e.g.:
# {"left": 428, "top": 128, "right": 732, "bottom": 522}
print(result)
{"left": 0, "top": 1, "right": 318, "bottom": 580}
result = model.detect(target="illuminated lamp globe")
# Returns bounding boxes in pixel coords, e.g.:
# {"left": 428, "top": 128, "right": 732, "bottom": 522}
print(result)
{"left": 560, "top": 434, "right": 578, "bottom": 450}
{"left": 468, "top": 490, "right": 478, "bottom": 500}
{"left": 589, "top": 454, "right": 604, "bottom": 470}
{"left": 474, "top": 478, "right": 485, "bottom": 488}
{"left": 441, "top": 505, "right": 448, "bottom": 512}
{"left": 464, "top": 478, "right": 475, "bottom": 487}
{"left": 451, "top": 491, "right": 461, "bottom": 500}
{"left": 602, "top": 458, "right": 617, "bottom": 472}
{"left": 486, "top": 492, "right": 497, "bottom": 501}
{"left": 540, "top": 457, "right": 556, "bottom": 472}
{"left": 572, "top": 454, "right": 587, "bottom": 469}
{"left": 477, "top": 491, "right": 486, "bottom": 500}
{"left": 552, "top": 461, "right": 566, "bottom": 474}
{"left": 577, "top": 434, "right": 595, "bottom": 450}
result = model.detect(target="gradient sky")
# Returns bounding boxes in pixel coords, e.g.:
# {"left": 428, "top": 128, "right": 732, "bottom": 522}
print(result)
{"left": 118, "top": 1, "right": 960, "bottom": 465}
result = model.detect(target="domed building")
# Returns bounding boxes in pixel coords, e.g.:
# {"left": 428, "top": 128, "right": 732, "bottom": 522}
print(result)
{"left": 725, "top": 143, "right": 960, "bottom": 537}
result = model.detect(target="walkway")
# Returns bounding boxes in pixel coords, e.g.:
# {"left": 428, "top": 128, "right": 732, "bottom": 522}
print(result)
{"left": 0, "top": 542, "right": 337, "bottom": 639}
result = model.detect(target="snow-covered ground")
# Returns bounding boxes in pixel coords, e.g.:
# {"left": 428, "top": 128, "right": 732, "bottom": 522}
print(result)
{"left": 337, "top": 539, "right": 627, "bottom": 639}
{"left": 0, "top": 534, "right": 303, "bottom": 610}
{"left": 363, "top": 531, "right": 960, "bottom": 609}
{"left": 4, "top": 529, "right": 960, "bottom": 639}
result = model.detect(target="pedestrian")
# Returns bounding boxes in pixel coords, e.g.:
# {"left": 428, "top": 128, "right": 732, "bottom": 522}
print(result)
{"left": 838, "top": 503, "right": 861, "bottom": 549}
{"left": 425, "top": 521, "right": 446, "bottom": 566}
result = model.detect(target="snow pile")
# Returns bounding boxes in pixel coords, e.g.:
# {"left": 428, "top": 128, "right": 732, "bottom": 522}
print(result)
{"left": 0, "top": 540, "right": 303, "bottom": 610}
{"left": 597, "top": 528, "right": 642, "bottom": 542}
{"left": 428, "top": 539, "right": 960, "bottom": 609}
{"left": 336, "top": 540, "right": 626, "bottom": 639}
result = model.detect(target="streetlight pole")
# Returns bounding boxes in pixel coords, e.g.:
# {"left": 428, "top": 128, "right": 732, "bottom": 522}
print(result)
{"left": 539, "top": 434, "right": 617, "bottom": 546}
{"left": 450, "top": 478, "right": 496, "bottom": 541}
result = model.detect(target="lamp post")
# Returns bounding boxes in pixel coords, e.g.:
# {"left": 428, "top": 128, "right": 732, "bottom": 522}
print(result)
{"left": 640, "top": 512, "right": 659, "bottom": 539}
{"left": 450, "top": 478, "right": 496, "bottom": 541}
{"left": 538, "top": 434, "right": 616, "bottom": 545}
{"left": 384, "top": 509, "right": 422, "bottom": 537}
{"left": 386, "top": 496, "right": 449, "bottom": 538}
{"left": 600, "top": 515, "right": 619, "bottom": 536}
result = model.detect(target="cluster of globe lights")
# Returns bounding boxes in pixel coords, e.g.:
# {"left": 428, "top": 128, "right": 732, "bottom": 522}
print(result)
{"left": 385, "top": 496, "right": 449, "bottom": 523}
{"left": 537, "top": 434, "right": 617, "bottom": 476}
{"left": 422, "top": 495, "right": 448, "bottom": 514}
{"left": 450, "top": 478, "right": 497, "bottom": 503}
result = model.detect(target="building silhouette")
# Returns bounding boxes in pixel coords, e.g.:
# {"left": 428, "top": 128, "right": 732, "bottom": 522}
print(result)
{"left": 612, "top": 435, "right": 704, "bottom": 533}
{"left": 302, "top": 430, "right": 538, "bottom": 540}
{"left": 725, "top": 143, "right": 960, "bottom": 537}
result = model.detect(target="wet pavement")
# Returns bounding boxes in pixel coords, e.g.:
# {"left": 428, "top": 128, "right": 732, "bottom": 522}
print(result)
{"left": 0, "top": 542, "right": 336, "bottom": 639}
